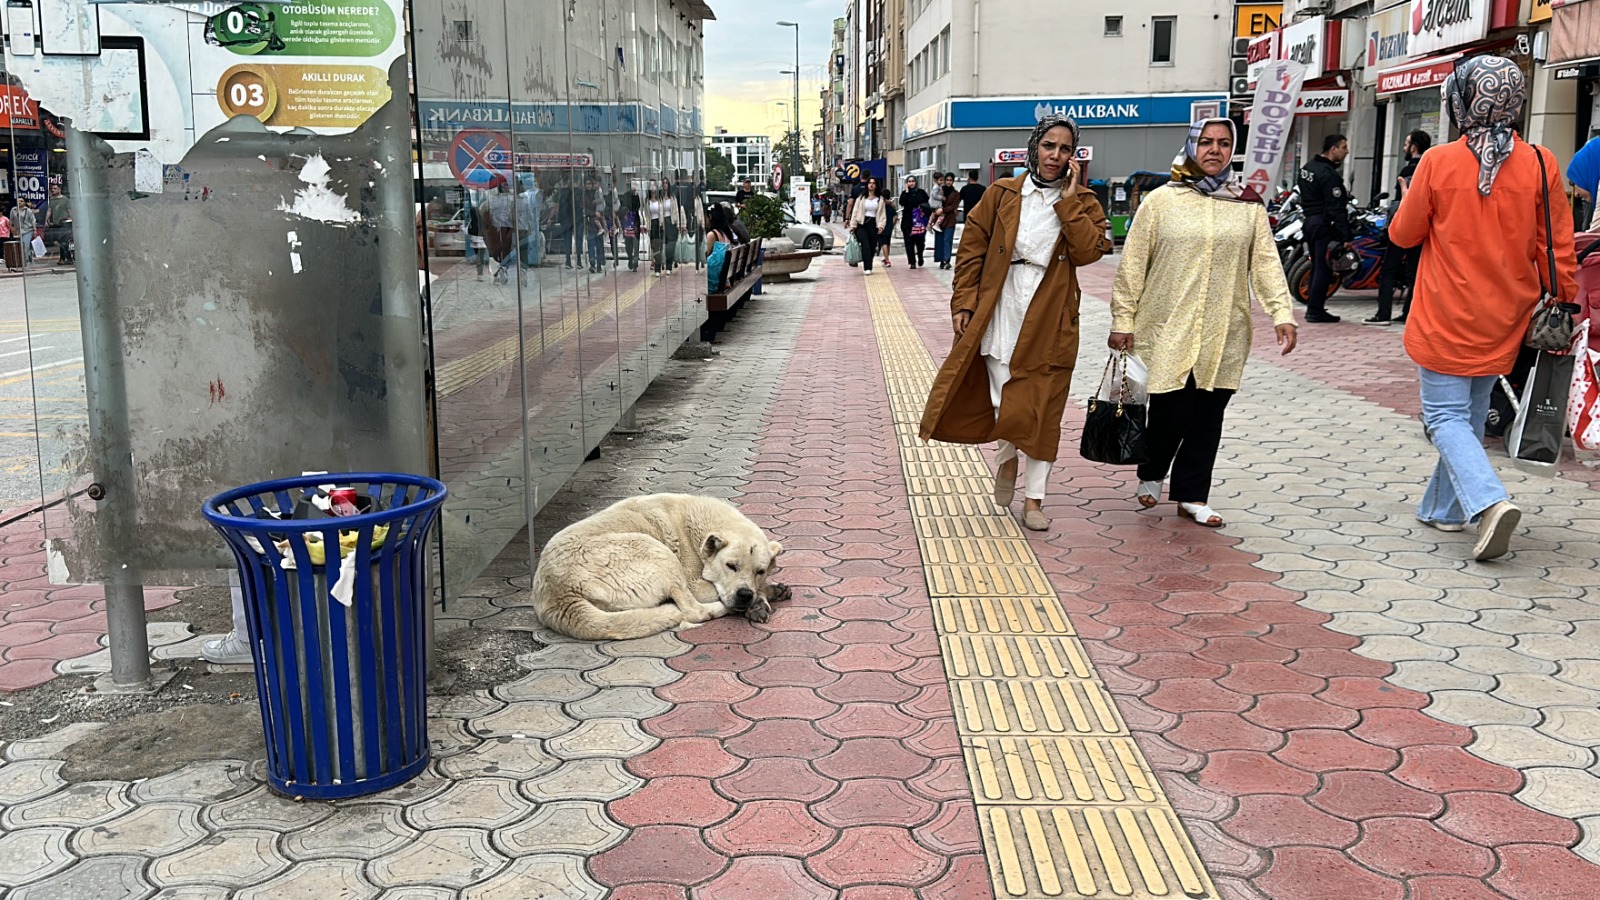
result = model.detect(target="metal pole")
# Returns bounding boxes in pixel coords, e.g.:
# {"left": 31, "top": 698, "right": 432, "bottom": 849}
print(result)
{"left": 793, "top": 27, "right": 802, "bottom": 185}
{"left": 66, "top": 125, "right": 151, "bottom": 689}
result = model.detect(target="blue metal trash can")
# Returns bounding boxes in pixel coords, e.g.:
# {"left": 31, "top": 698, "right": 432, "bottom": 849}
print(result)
{"left": 202, "top": 473, "right": 447, "bottom": 800}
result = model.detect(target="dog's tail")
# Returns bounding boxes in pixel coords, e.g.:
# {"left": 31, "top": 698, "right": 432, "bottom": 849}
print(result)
{"left": 541, "top": 598, "right": 684, "bottom": 642}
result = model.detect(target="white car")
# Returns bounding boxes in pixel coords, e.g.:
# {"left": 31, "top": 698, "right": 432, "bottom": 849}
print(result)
{"left": 779, "top": 207, "right": 835, "bottom": 251}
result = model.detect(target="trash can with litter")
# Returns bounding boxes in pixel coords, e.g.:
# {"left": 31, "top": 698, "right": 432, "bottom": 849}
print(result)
{"left": 202, "top": 472, "right": 447, "bottom": 800}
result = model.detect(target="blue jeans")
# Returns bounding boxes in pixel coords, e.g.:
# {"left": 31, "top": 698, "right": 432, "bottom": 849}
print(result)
{"left": 1417, "top": 367, "right": 1510, "bottom": 525}
{"left": 934, "top": 223, "right": 956, "bottom": 263}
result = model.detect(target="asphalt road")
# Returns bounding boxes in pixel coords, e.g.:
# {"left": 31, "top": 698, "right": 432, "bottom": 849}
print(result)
{"left": 0, "top": 270, "right": 88, "bottom": 513}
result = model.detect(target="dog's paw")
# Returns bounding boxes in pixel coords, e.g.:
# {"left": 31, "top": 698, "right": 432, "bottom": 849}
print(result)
{"left": 745, "top": 597, "right": 773, "bottom": 624}
{"left": 765, "top": 583, "right": 793, "bottom": 605}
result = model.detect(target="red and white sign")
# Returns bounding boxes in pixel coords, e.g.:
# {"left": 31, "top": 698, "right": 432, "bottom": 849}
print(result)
{"left": 1282, "top": 15, "right": 1331, "bottom": 77}
{"left": 1297, "top": 90, "right": 1350, "bottom": 115}
{"left": 1409, "top": 0, "right": 1491, "bottom": 56}
{"left": 1247, "top": 32, "right": 1280, "bottom": 87}
{"left": 0, "top": 86, "right": 39, "bottom": 131}
{"left": 994, "top": 148, "right": 1028, "bottom": 163}
{"left": 1241, "top": 60, "right": 1308, "bottom": 200}
{"left": 1377, "top": 53, "right": 1459, "bottom": 95}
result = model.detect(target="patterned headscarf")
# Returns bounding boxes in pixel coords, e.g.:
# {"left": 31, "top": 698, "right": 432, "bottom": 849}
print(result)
{"left": 1443, "top": 56, "right": 1525, "bottom": 196}
{"left": 1170, "top": 118, "right": 1259, "bottom": 203}
{"left": 1027, "top": 115, "right": 1080, "bottom": 189}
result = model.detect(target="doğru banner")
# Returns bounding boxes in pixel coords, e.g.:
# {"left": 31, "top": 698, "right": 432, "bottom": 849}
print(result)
{"left": 1241, "top": 60, "right": 1307, "bottom": 200}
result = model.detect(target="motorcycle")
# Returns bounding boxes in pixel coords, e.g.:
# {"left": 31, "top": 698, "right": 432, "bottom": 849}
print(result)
{"left": 1285, "top": 202, "right": 1388, "bottom": 304}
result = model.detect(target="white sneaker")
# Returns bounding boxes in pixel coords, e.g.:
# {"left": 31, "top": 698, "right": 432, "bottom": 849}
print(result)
{"left": 200, "top": 632, "right": 254, "bottom": 666}
{"left": 1472, "top": 501, "right": 1521, "bottom": 561}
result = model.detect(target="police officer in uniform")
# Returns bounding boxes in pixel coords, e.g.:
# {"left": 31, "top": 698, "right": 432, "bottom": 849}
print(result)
{"left": 1298, "top": 134, "right": 1352, "bottom": 323}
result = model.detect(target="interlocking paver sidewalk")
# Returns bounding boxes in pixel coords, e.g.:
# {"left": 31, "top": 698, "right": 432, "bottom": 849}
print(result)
{"left": 3, "top": 254, "right": 1600, "bottom": 899}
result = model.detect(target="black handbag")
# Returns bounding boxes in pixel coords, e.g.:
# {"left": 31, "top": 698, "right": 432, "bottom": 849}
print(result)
{"left": 1079, "top": 352, "right": 1149, "bottom": 466}
{"left": 1527, "top": 146, "right": 1582, "bottom": 352}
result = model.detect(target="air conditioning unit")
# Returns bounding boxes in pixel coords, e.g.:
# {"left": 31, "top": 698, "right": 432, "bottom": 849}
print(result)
{"left": 1231, "top": 77, "right": 1251, "bottom": 96}
{"left": 1231, "top": 57, "right": 1248, "bottom": 76}
{"left": 1233, "top": 37, "right": 1250, "bottom": 56}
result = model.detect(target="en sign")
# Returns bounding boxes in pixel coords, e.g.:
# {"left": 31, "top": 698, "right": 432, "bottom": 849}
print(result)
{"left": 1235, "top": 4, "right": 1282, "bottom": 38}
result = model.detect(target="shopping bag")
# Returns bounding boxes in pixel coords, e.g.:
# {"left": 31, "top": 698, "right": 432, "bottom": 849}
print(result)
{"left": 844, "top": 236, "right": 862, "bottom": 267}
{"left": 1568, "top": 319, "right": 1600, "bottom": 454}
{"left": 30, "top": 235, "right": 45, "bottom": 258}
{"left": 1096, "top": 351, "right": 1149, "bottom": 406}
{"left": 676, "top": 235, "right": 694, "bottom": 262}
{"left": 1079, "top": 351, "right": 1148, "bottom": 466}
{"left": 1506, "top": 349, "right": 1575, "bottom": 475}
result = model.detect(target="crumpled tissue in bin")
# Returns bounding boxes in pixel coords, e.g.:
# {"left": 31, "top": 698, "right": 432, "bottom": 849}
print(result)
{"left": 273, "top": 526, "right": 391, "bottom": 607}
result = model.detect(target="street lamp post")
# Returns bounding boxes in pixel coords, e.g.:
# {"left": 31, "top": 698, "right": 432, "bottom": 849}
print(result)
{"left": 777, "top": 21, "right": 801, "bottom": 194}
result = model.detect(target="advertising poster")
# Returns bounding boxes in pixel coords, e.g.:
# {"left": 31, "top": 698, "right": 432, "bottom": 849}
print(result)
{"left": 1241, "top": 60, "right": 1307, "bottom": 200}
{"left": 13, "top": 147, "right": 47, "bottom": 219}
{"left": 2, "top": 0, "right": 405, "bottom": 164}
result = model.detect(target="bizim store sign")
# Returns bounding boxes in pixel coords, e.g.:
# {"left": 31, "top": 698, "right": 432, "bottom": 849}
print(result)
{"left": 949, "top": 94, "right": 1230, "bottom": 130}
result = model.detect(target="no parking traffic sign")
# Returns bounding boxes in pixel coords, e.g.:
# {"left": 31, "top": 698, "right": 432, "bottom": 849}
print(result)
{"left": 448, "top": 128, "right": 511, "bottom": 189}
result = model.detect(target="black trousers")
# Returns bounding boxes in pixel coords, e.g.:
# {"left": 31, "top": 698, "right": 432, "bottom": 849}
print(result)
{"left": 904, "top": 231, "right": 925, "bottom": 266}
{"left": 1137, "top": 374, "right": 1235, "bottom": 505}
{"left": 1305, "top": 216, "right": 1337, "bottom": 316}
{"left": 855, "top": 224, "right": 880, "bottom": 272}
{"left": 1375, "top": 237, "right": 1419, "bottom": 320}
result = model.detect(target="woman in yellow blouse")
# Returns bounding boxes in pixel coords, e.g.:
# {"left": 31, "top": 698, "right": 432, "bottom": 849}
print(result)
{"left": 1109, "top": 119, "right": 1298, "bottom": 527}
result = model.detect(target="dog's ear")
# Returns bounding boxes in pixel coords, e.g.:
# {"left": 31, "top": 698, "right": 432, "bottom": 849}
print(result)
{"left": 768, "top": 540, "right": 783, "bottom": 559}
{"left": 703, "top": 534, "right": 726, "bottom": 557}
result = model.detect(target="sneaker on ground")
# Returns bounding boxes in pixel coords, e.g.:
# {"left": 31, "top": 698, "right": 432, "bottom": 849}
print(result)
{"left": 1362, "top": 316, "right": 1391, "bottom": 326}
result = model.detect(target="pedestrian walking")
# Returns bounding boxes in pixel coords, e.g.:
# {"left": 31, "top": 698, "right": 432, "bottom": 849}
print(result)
{"left": 483, "top": 179, "right": 518, "bottom": 285}
{"left": 1298, "top": 134, "right": 1352, "bottom": 323}
{"left": 879, "top": 196, "right": 897, "bottom": 269}
{"left": 960, "top": 171, "right": 986, "bottom": 220}
{"left": 846, "top": 176, "right": 889, "bottom": 274}
{"left": 1368, "top": 131, "right": 1431, "bottom": 325}
{"left": 1388, "top": 56, "right": 1578, "bottom": 561}
{"left": 1110, "top": 118, "right": 1299, "bottom": 528}
{"left": 647, "top": 179, "right": 682, "bottom": 276}
{"left": 933, "top": 172, "right": 961, "bottom": 269}
{"left": 11, "top": 199, "right": 36, "bottom": 266}
{"left": 919, "top": 115, "right": 1113, "bottom": 531}
{"left": 899, "top": 177, "right": 930, "bottom": 268}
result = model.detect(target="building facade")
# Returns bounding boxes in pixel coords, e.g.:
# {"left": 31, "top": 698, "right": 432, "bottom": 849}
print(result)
{"left": 708, "top": 132, "right": 773, "bottom": 184}
{"left": 900, "top": 0, "right": 1233, "bottom": 186}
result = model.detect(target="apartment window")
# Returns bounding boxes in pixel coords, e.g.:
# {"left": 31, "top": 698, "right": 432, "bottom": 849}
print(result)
{"left": 941, "top": 27, "right": 951, "bottom": 74}
{"left": 1151, "top": 16, "right": 1175, "bottom": 65}
{"left": 1104, "top": 16, "right": 1122, "bottom": 37}
{"left": 452, "top": 19, "right": 472, "bottom": 43}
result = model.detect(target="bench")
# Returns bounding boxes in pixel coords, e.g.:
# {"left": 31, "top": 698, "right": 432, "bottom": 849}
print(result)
{"left": 702, "top": 242, "right": 763, "bottom": 341}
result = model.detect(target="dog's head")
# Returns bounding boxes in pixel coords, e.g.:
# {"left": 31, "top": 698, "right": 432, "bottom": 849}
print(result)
{"left": 700, "top": 532, "right": 783, "bottom": 613}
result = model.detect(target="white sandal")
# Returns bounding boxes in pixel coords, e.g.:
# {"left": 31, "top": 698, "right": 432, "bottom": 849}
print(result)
{"left": 1178, "top": 503, "right": 1224, "bottom": 528}
{"left": 1137, "top": 480, "right": 1162, "bottom": 509}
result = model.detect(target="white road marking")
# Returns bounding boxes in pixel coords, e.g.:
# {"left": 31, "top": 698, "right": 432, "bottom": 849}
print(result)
{"left": 0, "top": 356, "right": 82, "bottom": 379}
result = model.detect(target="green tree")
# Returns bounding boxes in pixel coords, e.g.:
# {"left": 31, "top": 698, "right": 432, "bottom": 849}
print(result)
{"left": 740, "top": 194, "right": 786, "bottom": 241}
{"left": 705, "top": 146, "right": 735, "bottom": 192}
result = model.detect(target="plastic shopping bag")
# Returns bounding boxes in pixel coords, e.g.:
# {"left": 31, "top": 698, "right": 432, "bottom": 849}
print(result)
{"left": 844, "top": 236, "right": 862, "bottom": 267}
{"left": 1568, "top": 319, "right": 1600, "bottom": 456}
{"left": 30, "top": 235, "right": 45, "bottom": 258}
{"left": 1095, "top": 351, "right": 1149, "bottom": 406}
{"left": 1506, "top": 349, "right": 1575, "bottom": 475}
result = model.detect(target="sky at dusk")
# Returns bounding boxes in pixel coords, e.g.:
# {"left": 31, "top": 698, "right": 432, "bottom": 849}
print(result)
{"left": 701, "top": 0, "right": 837, "bottom": 141}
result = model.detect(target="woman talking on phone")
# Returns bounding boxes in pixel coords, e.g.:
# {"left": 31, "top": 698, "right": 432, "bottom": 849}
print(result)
{"left": 919, "top": 115, "right": 1114, "bottom": 531}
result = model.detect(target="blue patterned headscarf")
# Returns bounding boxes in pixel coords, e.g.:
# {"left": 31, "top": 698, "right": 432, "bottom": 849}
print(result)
{"left": 1443, "top": 56, "right": 1525, "bottom": 196}
{"left": 1170, "top": 118, "right": 1257, "bottom": 203}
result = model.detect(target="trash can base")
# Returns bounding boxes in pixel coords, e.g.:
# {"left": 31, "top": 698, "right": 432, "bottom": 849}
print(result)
{"left": 265, "top": 751, "right": 430, "bottom": 801}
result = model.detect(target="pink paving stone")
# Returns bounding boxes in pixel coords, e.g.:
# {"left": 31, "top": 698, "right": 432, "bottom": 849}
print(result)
{"left": 915, "top": 800, "right": 983, "bottom": 855}
{"left": 607, "top": 777, "right": 736, "bottom": 828}
{"left": 588, "top": 825, "right": 729, "bottom": 887}
{"left": 812, "top": 778, "right": 939, "bottom": 829}
{"left": 1254, "top": 846, "right": 1405, "bottom": 900}
{"left": 1196, "top": 750, "right": 1319, "bottom": 796}
{"left": 732, "top": 687, "right": 842, "bottom": 721}
{"left": 723, "top": 720, "right": 841, "bottom": 760}
{"left": 667, "top": 642, "right": 763, "bottom": 673}
{"left": 747, "top": 630, "right": 838, "bottom": 659}
{"left": 902, "top": 684, "right": 956, "bottom": 721}
{"left": 1124, "top": 652, "right": 1230, "bottom": 682}
{"left": 1393, "top": 745, "right": 1524, "bottom": 794}
{"left": 625, "top": 738, "right": 743, "bottom": 779}
{"left": 646, "top": 703, "right": 753, "bottom": 740}
{"left": 903, "top": 719, "right": 961, "bottom": 758}
{"left": 1217, "top": 661, "right": 1328, "bottom": 696}
{"left": 817, "top": 703, "right": 924, "bottom": 741}
{"left": 894, "top": 656, "right": 951, "bottom": 687}
{"left": 921, "top": 854, "right": 994, "bottom": 900}
{"left": 48, "top": 614, "right": 112, "bottom": 635}
{"left": 705, "top": 801, "right": 836, "bottom": 856}
{"left": 0, "top": 658, "right": 57, "bottom": 692}
{"left": 908, "top": 757, "right": 974, "bottom": 803}
{"left": 1288, "top": 647, "right": 1395, "bottom": 679}
{"left": 1309, "top": 771, "right": 1446, "bottom": 821}
{"left": 1354, "top": 708, "right": 1476, "bottom": 750}
{"left": 828, "top": 596, "right": 913, "bottom": 622}
{"left": 815, "top": 671, "right": 920, "bottom": 704}
{"left": 1408, "top": 876, "right": 1513, "bottom": 900}
{"left": 1316, "top": 676, "right": 1429, "bottom": 710}
{"left": 5, "top": 631, "right": 100, "bottom": 661}
{"left": 820, "top": 644, "right": 918, "bottom": 674}
{"left": 607, "top": 886, "right": 687, "bottom": 900}
{"left": 1436, "top": 791, "right": 1582, "bottom": 847}
{"left": 716, "top": 758, "right": 838, "bottom": 803}
{"left": 1490, "top": 844, "right": 1600, "bottom": 898}
{"left": 0, "top": 620, "right": 53, "bottom": 651}
{"left": 1142, "top": 678, "right": 1253, "bottom": 714}
{"left": 654, "top": 671, "right": 758, "bottom": 705}
{"left": 741, "top": 657, "right": 842, "bottom": 690}
{"left": 815, "top": 738, "right": 936, "bottom": 781}
{"left": 808, "top": 826, "right": 946, "bottom": 888}
{"left": 1350, "top": 817, "right": 1496, "bottom": 878}
{"left": 1242, "top": 693, "right": 1361, "bottom": 731}
{"left": 839, "top": 888, "right": 918, "bottom": 900}
{"left": 1194, "top": 636, "right": 1297, "bottom": 666}
{"left": 694, "top": 856, "right": 835, "bottom": 900}
{"left": 1274, "top": 729, "right": 1401, "bottom": 773}
{"left": 1221, "top": 794, "right": 1360, "bottom": 849}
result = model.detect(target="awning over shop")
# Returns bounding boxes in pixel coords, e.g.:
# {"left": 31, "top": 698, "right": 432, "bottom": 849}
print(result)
{"left": 1551, "top": 0, "right": 1600, "bottom": 66}
{"left": 1376, "top": 53, "right": 1462, "bottom": 96}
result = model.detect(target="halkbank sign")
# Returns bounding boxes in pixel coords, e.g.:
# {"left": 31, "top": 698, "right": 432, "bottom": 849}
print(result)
{"left": 947, "top": 94, "right": 1229, "bottom": 130}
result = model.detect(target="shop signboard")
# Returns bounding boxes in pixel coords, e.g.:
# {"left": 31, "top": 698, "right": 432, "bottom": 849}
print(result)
{"left": 1282, "top": 16, "right": 1327, "bottom": 78}
{"left": 1296, "top": 90, "right": 1350, "bottom": 115}
{"left": 1532, "top": 0, "right": 1553, "bottom": 23}
{"left": 13, "top": 147, "right": 47, "bottom": 217}
{"left": 1377, "top": 53, "right": 1458, "bottom": 94}
{"left": 1364, "top": 3, "right": 1414, "bottom": 84}
{"left": 1235, "top": 4, "right": 1283, "bottom": 38}
{"left": 1240, "top": 60, "right": 1306, "bottom": 200}
{"left": 993, "top": 148, "right": 1028, "bottom": 164}
{"left": 1409, "top": 0, "right": 1492, "bottom": 56}
{"left": 1247, "top": 32, "right": 1280, "bottom": 87}
{"left": 949, "top": 93, "right": 1229, "bottom": 129}
{"left": 0, "top": 85, "right": 39, "bottom": 130}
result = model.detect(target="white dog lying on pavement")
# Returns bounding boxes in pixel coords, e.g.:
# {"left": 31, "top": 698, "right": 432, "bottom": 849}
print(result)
{"left": 530, "top": 493, "right": 787, "bottom": 641}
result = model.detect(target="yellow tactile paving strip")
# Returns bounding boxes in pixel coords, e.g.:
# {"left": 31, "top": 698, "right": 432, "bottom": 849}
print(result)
{"left": 864, "top": 274, "right": 1217, "bottom": 899}
{"left": 435, "top": 276, "right": 653, "bottom": 398}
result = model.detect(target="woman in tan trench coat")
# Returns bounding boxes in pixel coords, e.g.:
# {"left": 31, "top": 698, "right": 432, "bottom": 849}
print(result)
{"left": 920, "top": 115, "right": 1113, "bottom": 531}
